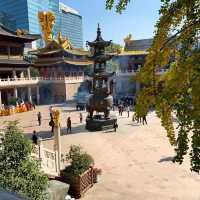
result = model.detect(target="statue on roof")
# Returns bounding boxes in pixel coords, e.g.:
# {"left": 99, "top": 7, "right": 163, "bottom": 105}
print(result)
{"left": 16, "top": 29, "right": 28, "bottom": 36}
{"left": 38, "top": 11, "right": 55, "bottom": 44}
{"left": 124, "top": 34, "right": 132, "bottom": 45}
{"left": 57, "top": 32, "right": 73, "bottom": 50}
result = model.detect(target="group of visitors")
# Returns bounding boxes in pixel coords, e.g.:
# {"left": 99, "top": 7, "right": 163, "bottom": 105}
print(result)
{"left": 114, "top": 96, "right": 135, "bottom": 107}
{"left": 118, "top": 104, "right": 130, "bottom": 118}
{"left": 36, "top": 107, "right": 85, "bottom": 137}
{"left": 132, "top": 114, "right": 147, "bottom": 125}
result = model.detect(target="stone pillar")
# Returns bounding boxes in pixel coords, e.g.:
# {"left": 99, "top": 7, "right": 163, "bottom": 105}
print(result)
{"left": 14, "top": 87, "right": 18, "bottom": 98}
{"left": 27, "top": 68, "right": 31, "bottom": 79}
{"left": 13, "top": 70, "right": 17, "bottom": 79}
{"left": 28, "top": 87, "right": 32, "bottom": 103}
{"left": 36, "top": 86, "right": 40, "bottom": 105}
{"left": 20, "top": 71, "right": 24, "bottom": 78}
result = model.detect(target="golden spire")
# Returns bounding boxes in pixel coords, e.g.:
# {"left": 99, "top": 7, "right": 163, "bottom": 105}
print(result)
{"left": 38, "top": 11, "right": 55, "bottom": 44}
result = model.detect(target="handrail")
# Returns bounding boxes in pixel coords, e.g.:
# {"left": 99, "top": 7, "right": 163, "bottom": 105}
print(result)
{"left": 0, "top": 76, "right": 84, "bottom": 82}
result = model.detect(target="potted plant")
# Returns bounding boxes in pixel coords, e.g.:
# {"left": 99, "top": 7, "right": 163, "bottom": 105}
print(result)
{"left": 61, "top": 145, "right": 95, "bottom": 198}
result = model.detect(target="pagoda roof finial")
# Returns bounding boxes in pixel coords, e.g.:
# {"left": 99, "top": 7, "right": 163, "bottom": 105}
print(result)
{"left": 97, "top": 23, "right": 101, "bottom": 41}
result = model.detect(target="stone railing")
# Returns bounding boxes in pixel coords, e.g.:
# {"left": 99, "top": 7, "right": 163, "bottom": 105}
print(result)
{"left": 0, "top": 77, "right": 39, "bottom": 88}
{"left": 0, "top": 76, "right": 84, "bottom": 88}
{"left": 32, "top": 144, "right": 59, "bottom": 177}
{"left": 116, "top": 68, "right": 168, "bottom": 76}
{"left": 116, "top": 69, "right": 139, "bottom": 76}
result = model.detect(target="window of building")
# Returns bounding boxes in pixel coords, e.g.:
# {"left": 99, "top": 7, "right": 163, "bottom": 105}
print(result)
{"left": 10, "top": 47, "right": 21, "bottom": 56}
{"left": 0, "top": 46, "right": 8, "bottom": 55}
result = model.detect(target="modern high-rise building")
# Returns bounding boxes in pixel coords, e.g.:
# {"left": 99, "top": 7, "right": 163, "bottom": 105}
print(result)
{"left": 0, "top": 0, "right": 83, "bottom": 48}
{"left": 59, "top": 3, "right": 83, "bottom": 48}
{"left": 0, "top": 12, "right": 16, "bottom": 31}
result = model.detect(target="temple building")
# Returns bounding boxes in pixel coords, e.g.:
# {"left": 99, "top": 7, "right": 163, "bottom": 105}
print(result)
{"left": 113, "top": 34, "right": 153, "bottom": 99}
{"left": 0, "top": 24, "right": 40, "bottom": 106}
{"left": 31, "top": 11, "right": 93, "bottom": 104}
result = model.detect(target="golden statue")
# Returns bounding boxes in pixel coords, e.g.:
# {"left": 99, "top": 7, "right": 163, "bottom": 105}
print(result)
{"left": 57, "top": 32, "right": 73, "bottom": 50}
{"left": 52, "top": 109, "right": 60, "bottom": 127}
{"left": 38, "top": 11, "right": 55, "bottom": 44}
{"left": 16, "top": 29, "right": 28, "bottom": 36}
{"left": 124, "top": 34, "right": 132, "bottom": 45}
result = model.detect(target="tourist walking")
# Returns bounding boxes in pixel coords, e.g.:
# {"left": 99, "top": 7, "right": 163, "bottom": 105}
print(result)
{"left": 113, "top": 122, "right": 118, "bottom": 132}
{"left": 127, "top": 106, "right": 130, "bottom": 118}
{"left": 80, "top": 113, "right": 83, "bottom": 123}
{"left": 32, "top": 130, "right": 38, "bottom": 145}
{"left": 67, "top": 117, "right": 72, "bottom": 133}
{"left": 142, "top": 115, "right": 147, "bottom": 125}
{"left": 37, "top": 112, "right": 42, "bottom": 126}
{"left": 49, "top": 118, "right": 55, "bottom": 133}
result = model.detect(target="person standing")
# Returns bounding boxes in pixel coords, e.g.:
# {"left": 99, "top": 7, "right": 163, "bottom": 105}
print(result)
{"left": 49, "top": 118, "right": 55, "bottom": 133}
{"left": 142, "top": 115, "right": 147, "bottom": 125}
{"left": 67, "top": 117, "right": 72, "bottom": 133}
{"left": 32, "top": 130, "right": 38, "bottom": 145}
{"left": 121, "top": 105, "right": 124, "bottom": 116}
{"left": 37, "top": 112, "right": 42, "bottom": 126}
{"left": 80, "top": 113, "right": 83, "bottom": 123}
{"left": 127, "top": 106, "right": 130, "bottom": 118}
{"left": 113, "top": 122, "right": 118, "bottom": 132}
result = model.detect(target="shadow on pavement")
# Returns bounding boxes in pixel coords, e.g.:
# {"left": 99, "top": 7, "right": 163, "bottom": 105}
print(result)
{"left": 61, "top": 124, "right": 88, "bottom": 135}
{"left": 126, "top": 123, "right": 141, "bottom": 127}
{"left": 158, "top": 156, "right": 174, "bottom": 163}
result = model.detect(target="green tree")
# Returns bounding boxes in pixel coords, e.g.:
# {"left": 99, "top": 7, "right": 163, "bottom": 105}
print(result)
{"left": 105, "top": 43, "right": 122, "bottom": 53}
{"left": 106, "top": 0, "right": 131, "bottom": 13}
{"left": 0, "top": 121, "right": 48, "bottom": 200}
{"left": 106, "top": 0, "right": 200, "bottom": 173}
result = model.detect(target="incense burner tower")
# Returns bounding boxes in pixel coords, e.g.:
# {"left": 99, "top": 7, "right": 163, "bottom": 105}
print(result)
{"left": 86, "top": 24, "right": 117, "bottom": 131}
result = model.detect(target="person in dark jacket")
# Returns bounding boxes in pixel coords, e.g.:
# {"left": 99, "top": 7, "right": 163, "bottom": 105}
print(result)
{"left": 142, "top": 115, "right": 147, "bottom": 125}
{"left": 37, "top": 112, "right": 42, "bottom": 126}
{"left": 80, "top": 113, "right": 83, "bottom": 123}
{"left": 49, "top": 118, "right": 55, "bottom": 133}
{"left": 113, "top": 122, "right": 118, "bottom": 132}
{"left": 32, "top": 130, "right": 38, "bottom": 144}
{"left": 67, "top": 117, "right": 72, "bottom": 133}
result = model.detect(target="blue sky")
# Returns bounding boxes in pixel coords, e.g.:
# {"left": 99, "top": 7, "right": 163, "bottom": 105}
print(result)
{"left": 61, "top": 0, "right": 161, "bottom": 47}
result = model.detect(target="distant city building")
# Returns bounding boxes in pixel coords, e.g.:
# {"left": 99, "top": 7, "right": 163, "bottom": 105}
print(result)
{"left": 113, "top": 36, "right": 153, "bottom": 98}
{"left": 59, "top": 3, "right": 83, "bottom": 49}
{"left": 0, "top": 12, "right": 16, "bottom": 31}
{"left": 0, "top": 0, "right": 83, "bottom": 48}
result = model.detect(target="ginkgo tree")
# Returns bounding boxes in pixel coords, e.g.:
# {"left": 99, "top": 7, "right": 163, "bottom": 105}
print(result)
{"left": 106, "top": 0, "right": 200, "bottom": 173}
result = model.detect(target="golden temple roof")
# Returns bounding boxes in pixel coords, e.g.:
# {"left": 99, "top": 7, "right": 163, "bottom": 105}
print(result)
{"left": 64, "top": 59, "right": 93, "bottom": 66}
{"left": 117, "top": 50, "right": 148, "bottom": 56}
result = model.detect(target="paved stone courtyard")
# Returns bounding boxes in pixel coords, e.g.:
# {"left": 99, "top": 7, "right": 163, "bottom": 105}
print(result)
{"left": 1, "top": 103, "right": 200, "bottom": 200}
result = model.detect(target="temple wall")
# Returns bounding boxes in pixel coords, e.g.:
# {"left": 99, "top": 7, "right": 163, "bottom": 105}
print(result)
{"left": 39, "top": 83, "right": 66, "bottom": 104}
{"left": 65, "top": 82, "right": 81, "bottom": 100}
{"left": 52, "top": 83, "right": 66, "bottom": 103}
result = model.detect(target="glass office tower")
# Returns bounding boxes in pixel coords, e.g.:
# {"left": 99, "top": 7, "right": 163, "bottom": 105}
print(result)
{"left": 0, "top": 12, "right": 16, "bottom": 31}
{"left": 59, "top": 3, "right": 83, "bottom": 48}
{"left": 0, "top": 0, "right": 83, "bottom": 48}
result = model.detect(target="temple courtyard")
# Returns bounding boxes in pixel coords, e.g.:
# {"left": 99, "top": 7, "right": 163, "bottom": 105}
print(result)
{"left": 1, "top": 103, "right": 200, "bottom": 200}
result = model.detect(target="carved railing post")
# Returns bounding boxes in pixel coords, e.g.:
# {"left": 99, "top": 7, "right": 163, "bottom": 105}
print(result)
{"left": 53, "top": 109, "right": 61, "bottom": 175}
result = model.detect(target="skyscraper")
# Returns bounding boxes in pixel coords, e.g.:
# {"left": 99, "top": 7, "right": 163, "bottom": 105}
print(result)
{"left": 0, "top": 0, "right": 83, "bottom": 48}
